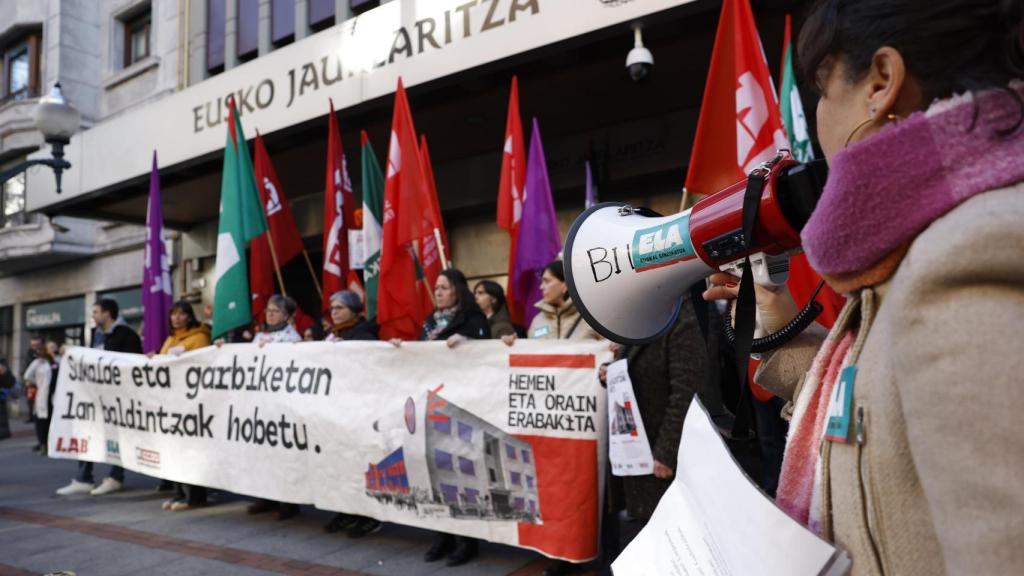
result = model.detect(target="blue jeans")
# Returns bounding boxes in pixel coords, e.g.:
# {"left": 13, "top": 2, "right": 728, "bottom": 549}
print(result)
{"left": 76, "top": 461, "right": 124, "bottom": 484}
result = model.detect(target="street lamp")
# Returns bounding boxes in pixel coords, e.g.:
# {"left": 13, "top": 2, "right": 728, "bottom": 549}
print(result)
{"left": 0, "top": 82, "right": 80, "bottom": 195}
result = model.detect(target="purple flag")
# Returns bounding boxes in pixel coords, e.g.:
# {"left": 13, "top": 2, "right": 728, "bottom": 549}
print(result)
{"left": 584, "top": 160, "right": 597, "bottom": 209}
{"left": 510, "top": 118, "right": 563, "bottom": 328}
{"left": 143, "top": 151, "right": 173, "bottom": 353}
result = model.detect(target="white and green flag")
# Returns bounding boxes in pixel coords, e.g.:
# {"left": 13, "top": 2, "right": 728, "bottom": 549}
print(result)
{"left": 360, "top": 130, "right": 385, "bottom": 322}
{"left": 212, "top": 100, "right": 267, "bottom": 340}
{"left": 779, "top": 15, "right": 814, "bottom": 162}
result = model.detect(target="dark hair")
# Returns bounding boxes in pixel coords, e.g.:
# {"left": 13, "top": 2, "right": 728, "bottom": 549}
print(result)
{"left": 473, "top": 280, "right": 507, "bottom": 314}
{"left": 799, "top": 0, "right": 1024, "bottom": 132}
{"left": 169, "top": 300, "right": 200, "bottom": 331}
{"left": 266, "top": 294, "right": 297, "bottom": 318}
{"left": 543, "top": 260, "right": 565, "bottom": 283}
{"left": 439, "top": 269, "right": 481, "bottom": 315}
{"left": 94, "top": 298, "right": 120, "bottom": 320}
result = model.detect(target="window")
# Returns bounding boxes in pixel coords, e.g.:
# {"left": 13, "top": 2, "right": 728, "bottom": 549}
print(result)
{"left": 526, "top": 475, "right": 534, "bottom": 489}
{"left": 123, "top": 10, "right": 151, "bottom": 68}
{"left": 463, "top": 488, "right": 479, "bottom": 505}
{"left": 272, "top": 0, "right": 295, "bottom": 47}
{"left": 0, "top": 159, "right": 26, "bottom": 228}
{"left": 434, "top": 449, "right": 453, "bottom": 471}
{"left": 207, "top": 0, "right": 225, "bottom": 73}
{"left": 521, "top": 449, "right": 531, "bottom": 463}
{"left": 432, "top": 417, "right": 451, "bottom": 434}
{"left": 2, "top": 32, "right": 40, "bottom": 101}
{"left": 458, "top": 457, "right": 475, "bottom": 476}
{"left": 309, "top": 0, "right": 335, "bottom": 30}
{"left": 510, "top": 471, "right": 521, "bottom": 486}
{"left": 439, "top": 483, "right": 459, "bottom": 504}
{"left": 514, "top": 496, "right": 525, "bottom": 511}
{"left": 457, "top": 422, "right": 473, "bottom": 443}
{"left": 350, "top": 0, "right": 379, "bottom": 15}
{"left": 505, "top": 444, "right": 517, "bottom": 460}
{"left": 488, "top": 468, "right": 497, "bottom": 482}
{"left": 238, "top": 0, "right": 259, "bottom": 61}
{"left": 529, "top": 500, "right": 536, "bottom": 514}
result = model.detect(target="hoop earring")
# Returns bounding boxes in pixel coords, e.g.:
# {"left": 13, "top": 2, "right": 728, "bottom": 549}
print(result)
{"left": 843, "top": 117, "right": 875, "bottom": 148}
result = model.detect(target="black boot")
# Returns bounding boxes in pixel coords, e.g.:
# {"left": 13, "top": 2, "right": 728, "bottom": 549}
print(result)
{"left": 276, "top": 503, "right": 300, "bottom": 521}
{"left": 445, "top": 537, "right": 479, "bottom": 567}
{"left": 424, "top": 532, "right": 455, "bottom": 562}
{"left": 247, "top": 499, "right": 277, "bottom": 515}
{"left": 543, "top": 560, "right": 576, "bottom": 576}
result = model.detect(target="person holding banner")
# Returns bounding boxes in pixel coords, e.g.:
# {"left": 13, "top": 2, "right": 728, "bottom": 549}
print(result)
{"left": 247, "top": 294, "right": 303, "bottom": 520}
{"left": 323, "top": 289, "right": 384, "bottom": 539}
{"left": 57, "top": 299, "right": 139, "bottom": 497}
{"left": 704, "top": 1, "right": 1024, "bottom": 573}
{"left": 403, "top": 268, "right": 489, "bottom": 567}
{"left": 473, "top": 280, "right": 520, "bottom": 339}
{"left": 325, "top": 290, "right": 379, "bottom": 342}
{"left": 158, "top": 301, "right": 212, "bottom": 512}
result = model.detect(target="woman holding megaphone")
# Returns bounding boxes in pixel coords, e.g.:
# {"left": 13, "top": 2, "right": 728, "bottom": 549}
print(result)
{"left": 704, "top": 1, "right": 1024, "bottom": 574}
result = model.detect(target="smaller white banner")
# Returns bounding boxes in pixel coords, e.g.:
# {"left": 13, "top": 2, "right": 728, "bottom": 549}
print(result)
{"left": 606, "top": 359, "right": 654, "bottom": 476}
{"left": 613, "top": 399, "right": 850, "bottom": 576}
{"left": 348, "top": 229, "right": 365, "bottom": 269}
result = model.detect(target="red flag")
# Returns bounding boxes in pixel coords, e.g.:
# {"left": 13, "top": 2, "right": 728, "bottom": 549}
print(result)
{"left": 417, "top": 135, "right": 448, "bottom": 288}
{"left": 250, "top": 133, "right": 304, "bottom": 324}
{"left": 323, "top": 99, "right": 355, "bottom": 313}
{"left": 347, "top": 269, "right": 365, "bottom": 303}
{"left": 497, "top": 76, "right": 527, "bottom": 324}
{"left": 379, "top": 79, "right": 432, "bottom": 340}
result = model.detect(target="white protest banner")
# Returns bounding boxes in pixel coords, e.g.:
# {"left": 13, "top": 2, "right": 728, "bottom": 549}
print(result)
{"left": 606, "top": 359, "right": 655, "bottom": 476}
{"left": 613, "top": 399, "right": 851, "bottom": 576}
{"left": 49, "top": 340, "right": 611, "bottom": 561}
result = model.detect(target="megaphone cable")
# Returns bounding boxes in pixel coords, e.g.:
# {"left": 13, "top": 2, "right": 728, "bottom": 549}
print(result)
{"left": 720, "top": 280, "right": 825, "bottom": 354}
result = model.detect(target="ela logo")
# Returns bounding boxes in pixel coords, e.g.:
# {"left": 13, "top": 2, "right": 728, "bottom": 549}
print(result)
{"left": 630, "top": 214, "right": 696, "bottom": 272}
{"left": 106, "top": 440, "right": 120, "bottom": 457}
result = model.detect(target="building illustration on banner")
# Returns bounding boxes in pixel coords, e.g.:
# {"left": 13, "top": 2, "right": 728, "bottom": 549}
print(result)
{"left": 610, "top": 400, "right": 639, "bottom": 437}
{"left": 368, "top": 384, "right": 541, "bottom": 523}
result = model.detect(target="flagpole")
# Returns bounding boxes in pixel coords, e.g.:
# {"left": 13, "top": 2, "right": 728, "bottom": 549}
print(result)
{"left": 433, "top": 228, "right": 449, "bottom": 270}
{"left": 300, "top": 248, "right": 323, "bottom": 298}
{"left": 263, "top": 225, "right": 288, "bottom": 297}
{"left": 411, "top": 241, "right": 437, "bottom": 308}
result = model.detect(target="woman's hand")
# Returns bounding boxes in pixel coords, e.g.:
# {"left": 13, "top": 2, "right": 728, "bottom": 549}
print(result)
{"left": 598, "top": 362, "right": 610, "bottom": 384}
{"left": 446, "top": 334, "right": 467, "bottom": 349}
{"left": 389, "top": 338, "right": 403, "bottom": 348}
{"left": 214, "top": 338, "right": 225, "bottom": 348}
{"left": 501, "top": 334, "right": 517, "bottom": 347}
{"left": 146, "top": 352, "right": 155, "bottom": 359}
{"left": 702, "top": 272, "right": 800, "bottom": 333}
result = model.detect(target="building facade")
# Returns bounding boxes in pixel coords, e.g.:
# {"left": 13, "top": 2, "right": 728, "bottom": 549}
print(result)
{"left": 1, "top": 0, "right": 802, "bottom": 376}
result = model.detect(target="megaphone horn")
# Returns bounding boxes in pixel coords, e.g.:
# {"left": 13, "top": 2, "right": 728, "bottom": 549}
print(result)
{"left": 565, "top": 153, "right": 828, "bottom": 344}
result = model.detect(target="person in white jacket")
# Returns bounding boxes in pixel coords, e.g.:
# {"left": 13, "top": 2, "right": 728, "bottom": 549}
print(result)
{"left": 23, "top": 347, "right": 53, "bottom": 455}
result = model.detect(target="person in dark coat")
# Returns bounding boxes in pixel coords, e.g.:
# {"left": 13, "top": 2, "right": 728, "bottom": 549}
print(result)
{"left": 472, "top": 280, "right": 519, "bottom": 338}
{"left": 612, "top": 291, "right": 711, "bottom": 522}
{"left": 325, "top": 290, "right": 379, "bottom": 342}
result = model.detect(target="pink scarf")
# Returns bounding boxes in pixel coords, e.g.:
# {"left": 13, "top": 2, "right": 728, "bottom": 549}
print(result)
{"left": 802, "top": 83, "right": 1024, "bottom": 277}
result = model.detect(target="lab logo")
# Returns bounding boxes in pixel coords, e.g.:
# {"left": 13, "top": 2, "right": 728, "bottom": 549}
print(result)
{"left": 136, "top": 447, "right": 161, "bottom": 469}
{"left": 55, "top": 437, "right": 89, "bottom": 454}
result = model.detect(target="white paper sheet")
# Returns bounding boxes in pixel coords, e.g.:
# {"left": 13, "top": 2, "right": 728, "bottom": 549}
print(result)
{"left": 613, "top": 399, "right": 850, "bottom": 576}
{"left": 607, "top": 359, "right": 656, "bottom": 476}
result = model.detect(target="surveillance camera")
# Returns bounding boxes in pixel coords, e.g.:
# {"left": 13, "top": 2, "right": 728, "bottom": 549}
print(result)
{"left": 626, "top": 24, "right": 653, "bottom": 82}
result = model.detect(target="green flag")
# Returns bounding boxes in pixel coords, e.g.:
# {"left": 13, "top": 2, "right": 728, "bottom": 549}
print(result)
{"left": 779, "top": 15, "right": 814, "bottom": 163}
{"left": 360, "top": 130, "right": 385, "bottom": 321}
{"left": 212, "top": 102, "right": 267, "bottom": 340}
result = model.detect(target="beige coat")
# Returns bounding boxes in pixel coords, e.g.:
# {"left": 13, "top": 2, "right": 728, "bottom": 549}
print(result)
{"left": 756, "top": 184, "right": 1024, "bottom": 575}
{"left": 527, "top": 299, "right": 602, "bottom": 341}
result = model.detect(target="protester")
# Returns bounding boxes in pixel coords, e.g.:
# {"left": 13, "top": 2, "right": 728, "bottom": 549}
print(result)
{"left": 406, "top": 268, "right": 489, "bottom": 567}
{"left": 0, "top": 357, "right": 13, "bottom": 440}
{"left": 23, "top": 344, "right": 53, "bottom": 456}
{"left": 57, "top": 298, "right": 141, "bottom": 496}
{"left": 472, "top": 279, "right": 519, "bottom": 338}
{"left": 322, "top": 290, "right": 383, "bottom": 538}
{"left": 247, "top": 294, "right": 303, "bottom": 520}
{"left": 704, "top": 1, "right": 1024, "bottom": 573}
{"left": 23, "top": 335, "right": 41, "bottom": 424}
{"left": 503, "top": 260, "right": 602, "bottom": 345}
{"left": 253, "top": 295, "right": 303, "bottom": 346}
{"left": 158, "top": 301, "right": 212, "bottom": 512}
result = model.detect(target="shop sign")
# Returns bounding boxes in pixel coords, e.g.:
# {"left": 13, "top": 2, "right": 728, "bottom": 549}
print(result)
{"left": 25, "top": 297, "right": 86, "bottom": 329}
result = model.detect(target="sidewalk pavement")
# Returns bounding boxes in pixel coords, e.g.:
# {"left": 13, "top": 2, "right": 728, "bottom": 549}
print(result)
{"left": 0, "top": 418, "right": 581, "bottom": 576}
